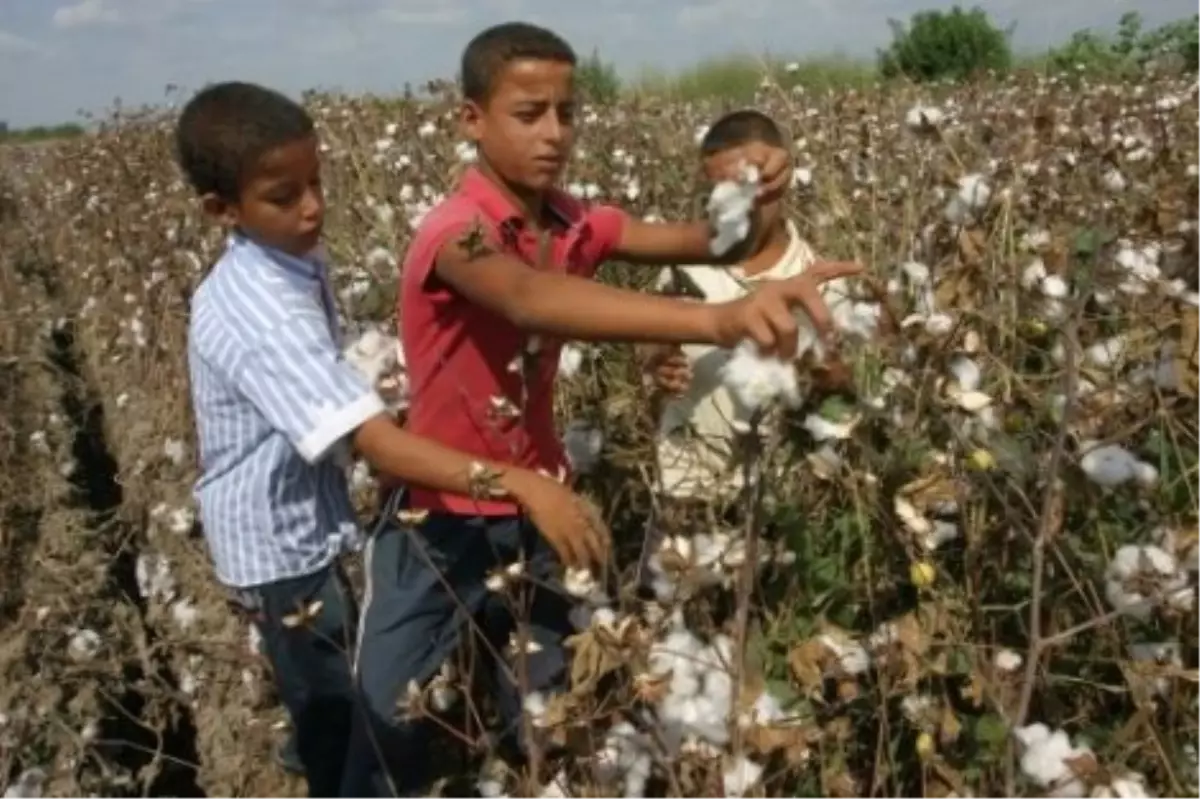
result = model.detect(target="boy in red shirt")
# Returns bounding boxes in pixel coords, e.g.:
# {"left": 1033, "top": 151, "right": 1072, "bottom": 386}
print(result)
{"left": 344, "top": 22, "right": 860, "bottom": 795}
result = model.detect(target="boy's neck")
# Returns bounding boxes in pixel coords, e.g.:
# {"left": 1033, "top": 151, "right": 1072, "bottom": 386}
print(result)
{"left": 476, "top": 159, "right": 550, "bottom": 228}
{"left": 737, "top": 220, "right": 792, "bottom": 277}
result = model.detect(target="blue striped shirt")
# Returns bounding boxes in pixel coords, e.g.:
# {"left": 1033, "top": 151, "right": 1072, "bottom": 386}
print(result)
{"left": 188, "top": 233, "right": 385, "bottom": 589}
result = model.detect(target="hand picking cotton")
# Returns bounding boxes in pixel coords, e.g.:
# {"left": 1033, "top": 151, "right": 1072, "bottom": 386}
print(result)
{"left": 707, "top": 163, "right": 760, "bottom": 256}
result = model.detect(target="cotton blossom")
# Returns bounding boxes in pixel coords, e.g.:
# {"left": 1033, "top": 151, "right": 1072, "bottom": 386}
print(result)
{"left": 905, "top": 104, "right": 945, "bottom": 132}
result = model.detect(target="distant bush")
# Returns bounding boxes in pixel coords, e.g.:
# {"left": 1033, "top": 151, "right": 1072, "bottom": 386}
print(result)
{"left": 878, "top": 5, "right": 1013, "bottom": 82}
{"left": 0, "top": 123, "right": 85, "bottom": 144}
{"left": 1046, "top": 12, "right": 1199, "bottom": 75}
{"left": 576, "top": 48, "right": 622, "bottom": 104}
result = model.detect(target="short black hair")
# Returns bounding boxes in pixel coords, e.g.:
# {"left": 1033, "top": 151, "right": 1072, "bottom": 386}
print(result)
{"left": 699, "top": 109, "right": 786, "bottom": 158}
{"left": 460, "top": 22, "right": 576, "bottom": 103}
{"left": 174, "top": 81, "right": 314, "bottom": 201}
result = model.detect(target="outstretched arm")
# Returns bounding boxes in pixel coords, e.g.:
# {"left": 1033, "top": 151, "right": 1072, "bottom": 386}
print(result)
{"left": 431, "top": 229, "right": 863, "bottom": 357}
{"left": 609, "top": 140, "right": 793, "bottom": 266}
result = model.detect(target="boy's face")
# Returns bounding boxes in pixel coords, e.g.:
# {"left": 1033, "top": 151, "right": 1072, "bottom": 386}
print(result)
{"left": 202, "top": 134, "right": 325, "bottom": 258}
{"left": 462, "top": 58, "right": 575, "bottom": 193}
{"left": 703, "top": 145, "right": 783, "bottom": 250}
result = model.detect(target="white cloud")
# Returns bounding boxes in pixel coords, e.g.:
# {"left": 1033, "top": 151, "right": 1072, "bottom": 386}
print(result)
{"left": 0, "top": 29, "right": 46, "bottom": 55}
{"left": 52, "top": 0, "right": 121, "bottom": 28}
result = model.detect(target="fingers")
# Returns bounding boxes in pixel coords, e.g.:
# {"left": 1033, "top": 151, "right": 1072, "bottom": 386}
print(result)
{"left": 751, "top": 143, "right": 791, "bottom": 197}
{"left": 772, "top": 278, "right": 834, "bottom": 342}
{"left": 575, "top": 499, "right": 610, "bottom": 569}
{"left": 759, "top": 301, "right": 799, "bottom": 360}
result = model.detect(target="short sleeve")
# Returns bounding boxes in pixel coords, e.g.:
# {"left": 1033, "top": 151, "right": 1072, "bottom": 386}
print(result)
{"left": 404, "top": 204, "right": 494, "bottom": 295}
{"left": 580, "top": 204, "right": 629, "bottom": 273}
{"left": 235, "top": 311, "right": 385, "bottom": 464}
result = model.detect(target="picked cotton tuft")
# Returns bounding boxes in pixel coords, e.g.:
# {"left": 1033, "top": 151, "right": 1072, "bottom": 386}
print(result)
{"left": 707, "top": 163, "right": 759, "bottom": 256}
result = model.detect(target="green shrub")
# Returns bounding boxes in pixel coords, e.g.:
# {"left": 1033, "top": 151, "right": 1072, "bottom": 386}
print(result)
{"left": 878, "top": 5, "right": 1013, "bottom": 82}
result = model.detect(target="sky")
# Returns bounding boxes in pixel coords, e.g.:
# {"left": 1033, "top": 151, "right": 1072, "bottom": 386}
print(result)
{"left": 0, "top": 0, "right": 1195, "bottom": 127}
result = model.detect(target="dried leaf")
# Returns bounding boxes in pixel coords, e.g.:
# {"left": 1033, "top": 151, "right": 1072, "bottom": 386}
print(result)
{"left": 1177, "top": 306, "right": 1198, "bottom": 398}
{"left": 789, "top": 638, "right": 831, "bottom": 694}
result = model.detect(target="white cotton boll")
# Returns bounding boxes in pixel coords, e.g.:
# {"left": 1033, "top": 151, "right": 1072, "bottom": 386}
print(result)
{"left": 723, "top": 756, "right": 764, "bottom": 797}
{"left": 922, "top": 313, "right": 955, "bottom": 336}
{"left": 994, "top": 648, "right": 1023, "bottom": 673}
{"left": 563, "top": 421, "right": 603, "bottom": 475}
{"left": 720, "top": 340, "right": 803, "bottom": 414}
{"left": 819, "top": 633, "right": 870, "bottom": 675}
{"left": 135, "top": 553, "right": 176, "bottom": 603}
{"left": 944, "top": 174, "right": 991, "bottom": 224}
{"left": 477, "top": 777, "right": 506, "bottom": 798}
{"left": 921, "top": 520, "right": 960, "bottom": 552}
{"left": 539, "top": 770, "right": 569, "bottom": 798}
{"left": 1041, "top": 275, "right": 1070, "bottom": 299}
{"left": 68, "top": 629, "right": 102, "bottom": 661}
{"left": 171, "top": 598, "right": 199, "bottom": 631}
{"left": 3, "top": 768, "right": 47, "bottom": 799}
{"left": 557, "top": 343, "right": 584, "bottom": 378}
{"left": 802, "top": 413, "right": 857, "bottom": 441}
{"left": 623, "top": 752, "right": 653, "bottom": 797}
{"left": 905, "top": 104, "right": 944, "bottom": 132}
{"left": 455, "top": 142, "right": 477, "bottom": 163}
{"left": 1015, "top": 724, "right": 1092, "bottom": 796}
{"left": 707, "top": 164, "right": 759, "bottom": 256}
{"left": 1078, "top": 442, "right": 1146, "bottom": 487}
{"left": 1084, "top": 333, "right": 1128, "bottom": 367}
{"left": 522, "top": 691, "right": 549, "bottom": 727}
{"left": 948, "top": 355, "right": 982, "bottom": 391}
{"left": 1093, "top": 773, "right": 1151, "bottom": 798}
{"left": 1102, "top": 168, "right": 1128, "bottom": 193}
{"left": 1022, "top": 259, "right": 1049, "bottom": 290}
{"left": 163, "top": 437, "right": 186, "bottom": 466}
{"left": 1105, "top": 544, "right": 1191, "bottom": 620}
{"left": 343, "top": 327, "right": 400, "bottom": 385}
{"left": 740, "top": 691, "right": 785, "bottom": 728}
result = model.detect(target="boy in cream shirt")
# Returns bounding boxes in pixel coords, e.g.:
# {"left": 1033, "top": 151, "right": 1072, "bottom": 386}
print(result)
{"left": 644, "top": 110, "right": 850, "bottom": 511}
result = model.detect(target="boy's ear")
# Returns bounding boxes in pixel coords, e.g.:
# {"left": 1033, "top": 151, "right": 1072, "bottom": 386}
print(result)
{"left": 200, "top": 193, "right": 238, "bottom": 227}
{"left": 460, "top": 99, "right": 484, "bottom": 142}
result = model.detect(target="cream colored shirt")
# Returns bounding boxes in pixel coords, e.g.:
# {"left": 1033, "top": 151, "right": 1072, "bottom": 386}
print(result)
{"left": 653, "top": 222, "right": 818, "bottom": 500}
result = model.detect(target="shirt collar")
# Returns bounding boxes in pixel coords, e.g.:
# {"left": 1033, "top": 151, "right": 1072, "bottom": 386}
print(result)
{"left": 458, "top": 167, "right": 573, "bottom": 237}
{"left": 230, "top": 230, "right": 327, "bottom": 281}
{"left": 735, "top": 220, "right": 805, "bottom": 283}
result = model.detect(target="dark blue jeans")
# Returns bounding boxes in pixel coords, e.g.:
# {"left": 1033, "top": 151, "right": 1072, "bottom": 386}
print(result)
{"left": 230, "top": 564, "right": 357, "bottom": 797}
{"left": 340, "top": 490, "right": 573, "bottom": 797}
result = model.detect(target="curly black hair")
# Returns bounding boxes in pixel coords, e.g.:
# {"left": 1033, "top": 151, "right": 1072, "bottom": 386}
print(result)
{"left": 174, "top": 81, "right": 314, "bottom": 201}
{"left": 460, "top": 22, "right": 576, "bottom": 103}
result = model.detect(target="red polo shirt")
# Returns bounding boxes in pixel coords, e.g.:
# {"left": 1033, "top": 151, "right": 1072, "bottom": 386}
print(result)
{"left": 397, "top": 167, "right": 627, "bottom": 515}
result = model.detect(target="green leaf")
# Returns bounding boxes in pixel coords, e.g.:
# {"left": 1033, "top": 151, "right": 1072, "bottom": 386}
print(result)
{"left": 974, "top": 713, "right": 1009, "bottom": 750}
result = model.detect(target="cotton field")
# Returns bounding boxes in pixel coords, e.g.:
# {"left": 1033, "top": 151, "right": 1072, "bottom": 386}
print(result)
{"left": 0, "top": 71, "right": 1197, "bottom": 798}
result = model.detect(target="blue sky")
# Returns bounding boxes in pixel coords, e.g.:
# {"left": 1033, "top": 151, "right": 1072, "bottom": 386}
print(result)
{"left": 0, "top": 0, "right": 1194, "bottom": 127}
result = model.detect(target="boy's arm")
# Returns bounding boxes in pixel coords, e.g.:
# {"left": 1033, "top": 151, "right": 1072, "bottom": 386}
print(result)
{"left": 432, "top": 232, "right": 860, "bottom": 356}
{"left": 609, "top": 140, "right": 793, "bottom": 267}
{"left": 231, "top": 313, "right": 607, "bottom": 565}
